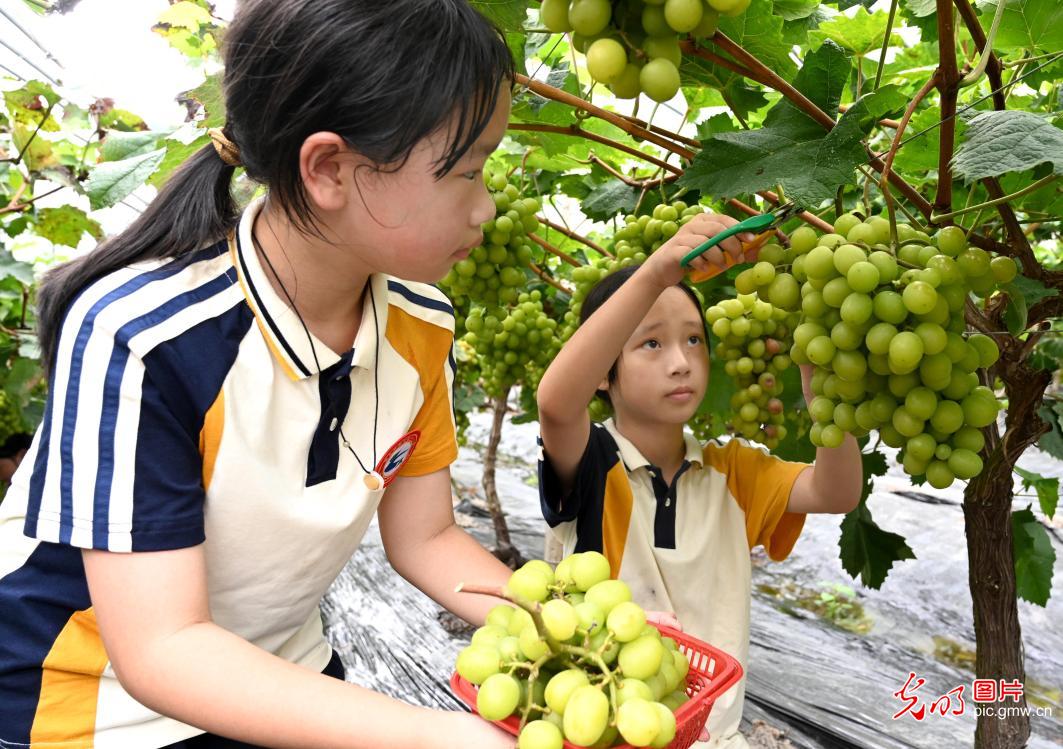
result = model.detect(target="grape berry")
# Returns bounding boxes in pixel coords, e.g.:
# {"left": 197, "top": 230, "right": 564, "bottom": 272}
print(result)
{"left": 457, "top": 553, "right": 693, "bottom": 748}
{"left": 539, "top": 0, "right": 753, "bottom": 103}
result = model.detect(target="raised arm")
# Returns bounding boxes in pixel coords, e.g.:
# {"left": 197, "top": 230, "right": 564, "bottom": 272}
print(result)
{"left": 536, "top": 212, "right": 751, "bottom": 491}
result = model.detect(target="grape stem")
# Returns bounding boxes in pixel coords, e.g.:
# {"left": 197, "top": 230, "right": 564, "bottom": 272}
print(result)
{"left": 727, "top": 196, "right": 789, "bottom": 244}
{"left": 536, "top": 212, "right": 615, "bottom": 258}
{"left": 517, "top": 653, "right": 554, "bottom": 728}
{"left": 454, "top": 583, "right": 508, "bottom": 597}
{"left": 527, "top": 262, "right": 573, "bottom": 294}
{"left": 952, "top": 0, "right": 1007, "bottom": 110}
{"left": 873, "top": 0, "right": 899, "bottom": 92}
{"left": 560, "top": 643, "right": 620, "bottom": 727}
{"left": 934, "top": 0, "right": 961, "bottom": 216}
{"left": 583, "top": 153, "right": 679, "bottom": 193}
{"left": 507, "top": 122, "right": 682, "bottom": 175}
{"left": 931, "top": 175, "right": 1060, "bottom": 223}
{"left": 758, "top": 189, "right": 835, "bottom": 234}
{"left": 514, "top": 74, "right": 696, "bottom": 160}
{"left": 678, "top": 39, "right": 761, "bottom": 85}
{"left": 527, "top": 233, "right": 581, "bottom": 267}
{"left": 839, "top": 103, "right": 901, "bottom": 129}
{"left": 878, "top": 72, "right": 941, "bottom": 246}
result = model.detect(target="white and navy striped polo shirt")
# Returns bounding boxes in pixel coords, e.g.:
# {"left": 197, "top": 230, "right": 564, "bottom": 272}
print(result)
{"left": 539, "top": 419, "right": 809, "bottom": 748}
{"left": 0, "top": 197, "right": 458, "bottom": 747}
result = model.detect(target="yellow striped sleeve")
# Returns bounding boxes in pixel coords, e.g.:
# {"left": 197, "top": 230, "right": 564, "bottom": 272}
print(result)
{"left": 601, "top": 461, "right": 634, "bottom": 578}
{"left": 386, "top": 306, "right": 458, "bottom": 476}
{"left": 703, "top": 439, "right": 810, "bottom": 561}
{"left": 31, "top": 608, "right": 109, "bottom": 747}
{"left": 199, "top": 388, "right": 225, "bottom": 491}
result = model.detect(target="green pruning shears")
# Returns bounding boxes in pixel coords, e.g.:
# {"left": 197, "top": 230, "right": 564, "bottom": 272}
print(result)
{"left": 680, "top": 202, "right": 801, "bottom": 282}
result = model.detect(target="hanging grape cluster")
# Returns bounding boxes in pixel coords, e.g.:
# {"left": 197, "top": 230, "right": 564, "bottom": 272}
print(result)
{"left": 457, "top": 553, "right": 694, "bottom": 748}
{"left": 463, "top": 291, "right": 563, "bottom": 397}
{"left": 440, "top": 171, "right": 539, "bottom": 310}
{"left": 704, "top": 290, "right": 797, "bottom": 449}
{"left": 539, "top": 0, "right": 751, "bottom": 102}
{"left": 750, "top": 216, "right": 1006, "bottom": 488}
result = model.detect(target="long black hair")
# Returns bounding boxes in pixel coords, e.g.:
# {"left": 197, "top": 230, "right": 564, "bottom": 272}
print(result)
{"left": 36, "top": 0, "right": 513, "bottom": 374}
{"left": 580, "top": 265, "right": 709, "bottom": 405}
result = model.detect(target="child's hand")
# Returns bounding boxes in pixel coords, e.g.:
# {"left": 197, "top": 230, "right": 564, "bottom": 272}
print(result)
{"left": 643, "top": 212, "right": 755, "bottom": 289}
{"left": 645, "top": 610, "right": 682, "bottom": 631}
{"left": 799, "top": 363, "right": 815, "bottom": 404}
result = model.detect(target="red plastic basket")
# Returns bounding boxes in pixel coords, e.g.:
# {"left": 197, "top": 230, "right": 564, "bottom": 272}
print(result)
{"left": 450, "top": 623, "right": 743, "bottom": 749}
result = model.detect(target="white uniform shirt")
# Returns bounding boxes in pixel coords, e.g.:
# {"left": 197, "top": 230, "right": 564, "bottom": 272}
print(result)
{"left": 540, "top": 419, "right": 808, "bottom": 747}
{"left": 0, "top": 197, "right": 458, "bottom": 748}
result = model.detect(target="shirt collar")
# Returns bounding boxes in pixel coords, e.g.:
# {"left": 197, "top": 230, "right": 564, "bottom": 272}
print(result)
{"left": 230, "top": 196, "right": 389, "bottom": 381}
{"left": 602, "top": 418, "right": 704, "bottom": 472}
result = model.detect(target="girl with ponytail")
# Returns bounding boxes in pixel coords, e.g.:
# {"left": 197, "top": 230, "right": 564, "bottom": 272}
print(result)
{"left": 0, "top": 2, "right": 516, "bottom": 747}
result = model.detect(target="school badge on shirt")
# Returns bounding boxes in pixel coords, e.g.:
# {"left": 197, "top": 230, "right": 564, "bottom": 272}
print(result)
{"left": 374, "top": 430, "right": 421, "bottom": 488}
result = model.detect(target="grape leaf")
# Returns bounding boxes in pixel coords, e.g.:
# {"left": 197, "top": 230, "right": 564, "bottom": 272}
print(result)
{"left": 33, "top": 206, "right": 102, "bottom": 248}
{"left": 839, "top": 494, "right": 915, "bottom": 590}
{"left": 977, "top": 0, "right": 1063, "bottom": 53}
{"left": 1012, "top": 506, "right": 1055, "bottom": 606}
{"left": 99, "top": 130, "right": 167, "bottom": 162}
{"left": 156, "top": 1, "right": 213, "bottom": 29}
{"left": 681, "top": 0, "right": 795, "bottom": 104}
{"left": 470, "top": 0, "right": 529, "bottom": 32}
{"left": 1038, "top": 401, "right": 1063, "bottom": 461}
{"left": 905, "top": 0, "right": 937, "bottom": 14}
{"left": 97, "top": 108, "right": 147, "bottom": 133}
{"left": 149, "top": 134, "right": 209, "bottom": 189}
{"left": 0, "top": 257, "right": 35, "bottom": 286}
{"left": 952, "top": 110, "right": 1063, "bottom": 182}
{"left": 180, "top": 73, "right": 225, "bottom": 130}
{"left": 773, "top": 0, "right": 822, "bottom": 21}
{"left": 695, "top": 339, "right": 738, "bottom": 441}
{"left": 696, "top": 113, "right": 738, "bottom": 141}
{"left": 717, "top": 0, "right": 797, "bottom": 81}
{"left": 581, "top": 179, "right": 641, "bottom": 221}
{"left": 781, "top": 8, "right": 832, "bottom": 47}
{"left": 765, "top": 40, "right": 852, "bottom": 129}
{"left": 85, "top": 148, "right": 166, "bottom": 210}
{"left": 1001, "top": 274, "right": 1059, "bottom": 334}
{"left": 808, "top": 7, "right": 903, "bottom": 56}
{"left": 770, "top": 365, "right": 817, "bottom": 464}
{"left": 1014, "top": 466, "right": 1060, "bottom": 519}
{"left": 682, "top": 47, "right": 900, "bottom": 207}
{"left": 3, "top": 81, "right": 62, "bottom": 131}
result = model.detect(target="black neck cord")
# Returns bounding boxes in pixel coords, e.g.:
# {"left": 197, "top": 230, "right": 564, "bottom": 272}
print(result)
{"left": 250, "top": 230, "right": 381, "bottom": 482}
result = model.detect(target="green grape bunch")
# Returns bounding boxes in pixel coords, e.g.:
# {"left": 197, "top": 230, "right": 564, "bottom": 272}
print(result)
{"left": 461, "top": 291, "right": 563, "bottom": 397}
{"left": 440, "top": 170, "right": 540, "bottom": 310}
{"left": 704, "top": 288, "right": 796, "bottom": 449}
{"left": 756, "top": 215, "right": 1007, "bottom": 489}
{"left": 456, "top": 553, "right": 696, "bottom": 748}
{"left": 539, "top": 0, "right": 752, "bottom": 103}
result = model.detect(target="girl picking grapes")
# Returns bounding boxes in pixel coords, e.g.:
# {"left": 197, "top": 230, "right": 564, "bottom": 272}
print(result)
{"left": 0, "top": 1, "right": 519, "bottom": 747}
{"left": 536, "top": 216, "right": 863, "bottom": 748}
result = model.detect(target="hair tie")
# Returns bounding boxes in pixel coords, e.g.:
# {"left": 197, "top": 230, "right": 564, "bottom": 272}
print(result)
{"left": 208, "top": 127, "right": 242, "bottom": 167}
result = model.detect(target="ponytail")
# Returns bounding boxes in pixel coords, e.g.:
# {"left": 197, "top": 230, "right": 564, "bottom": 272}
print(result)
{"left": 36, "top": 143, "right": 239, "bottom": 376}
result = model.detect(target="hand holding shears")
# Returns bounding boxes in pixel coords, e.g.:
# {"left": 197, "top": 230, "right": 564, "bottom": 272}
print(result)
{"left": 680, "top": 202, "right": 800, "bottom": 282}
